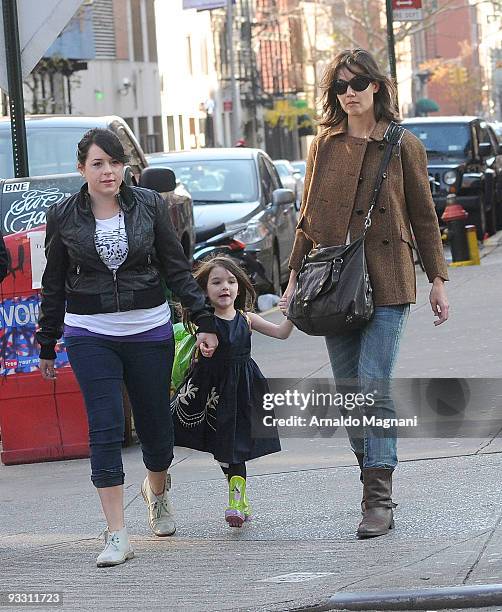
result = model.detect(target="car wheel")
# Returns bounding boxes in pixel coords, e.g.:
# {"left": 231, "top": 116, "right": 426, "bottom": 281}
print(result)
{"left": 270, "top": 249, "right": 282, "bottom": 297}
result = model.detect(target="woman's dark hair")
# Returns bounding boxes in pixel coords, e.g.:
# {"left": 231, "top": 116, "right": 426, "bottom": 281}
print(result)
{"left": 77, "top": 128, "right": 129, "bottom": 165}
{"left": 183, "top": 255, "right": 256, "bottom": 333}
{"left": 319, "top": 48, "right": 399, "bottom": 130}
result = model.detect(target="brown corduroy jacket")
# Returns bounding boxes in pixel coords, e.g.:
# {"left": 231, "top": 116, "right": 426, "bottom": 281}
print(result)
{"left": 288, "top": 118, "right": 448, "bottom": 305}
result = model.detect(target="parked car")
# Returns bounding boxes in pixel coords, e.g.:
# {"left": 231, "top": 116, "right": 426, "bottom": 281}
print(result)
{"left": 147, "top": 148, "right": 296, "bottom": 294}
{"left": 273, "top": 159, "right": 304, "bottom": 210}
{"left": 402, "top": 116, "right": 502, "bottom": 238}
{"left": 0, "top": 115, "right": 195, "bottom": 259}
{"left": 291, "top": 160, "right": 306, "bottom": 179}
{"left": 490, "top": 121, "right": 502, "bottom": 145}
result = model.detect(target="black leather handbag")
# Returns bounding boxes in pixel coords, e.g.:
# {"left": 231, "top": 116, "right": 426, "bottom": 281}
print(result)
{"left": 287, "top": 122, "right": 404, "bottom": 336}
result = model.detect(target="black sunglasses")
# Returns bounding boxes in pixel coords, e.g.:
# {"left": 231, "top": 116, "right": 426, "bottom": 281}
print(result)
{"left": 333, "top": 75, "right": 372, "bottom": 95}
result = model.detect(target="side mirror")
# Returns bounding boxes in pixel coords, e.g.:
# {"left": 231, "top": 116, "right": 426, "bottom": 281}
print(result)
{"left": 139, "top": 166, "right": 176, "bottom": 192}
{"left": 293, "top": 171, "right": 301, "bottom": 179}
{"left": 498, "top": 143, "right": 502, "bottom": 155}
{"left": 272, "top": 188, "right": 295, "bottom": 206}
{"left": 479, "top": 142, "right": 492, "bottom": 158}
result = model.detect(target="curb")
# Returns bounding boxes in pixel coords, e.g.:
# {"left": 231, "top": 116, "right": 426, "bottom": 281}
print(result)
{"left": 480, "top": 230, "right": 502, "bottom": 259}
{"left": 300, "top": 583, "right": 502, "bottom": 611}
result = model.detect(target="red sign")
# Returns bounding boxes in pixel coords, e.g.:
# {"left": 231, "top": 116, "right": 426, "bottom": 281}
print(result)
{"left": 392, "top": 0, "right": 421, "bottom": 8}
{"left": 392, "top": 0, "right": 423, "bottom": 21}
{"left": 223, "top": 100, "right": 233, "bottom": 112}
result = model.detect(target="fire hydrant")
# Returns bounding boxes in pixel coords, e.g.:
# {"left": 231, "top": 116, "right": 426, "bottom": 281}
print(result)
{"left": 441, "top": 193, "right": 470, "bottom": 263}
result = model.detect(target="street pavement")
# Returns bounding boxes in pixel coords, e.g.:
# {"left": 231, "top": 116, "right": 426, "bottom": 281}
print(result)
{"left": 1, "top": 236, "right": 502, "bottom": 611}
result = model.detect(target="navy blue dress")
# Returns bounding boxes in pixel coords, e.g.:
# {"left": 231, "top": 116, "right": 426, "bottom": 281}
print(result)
{"left": 171, "top": 311, "right": 281, "bottom": 464}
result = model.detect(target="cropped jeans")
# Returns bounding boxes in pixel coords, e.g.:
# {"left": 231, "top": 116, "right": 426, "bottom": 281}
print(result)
{"left": 325, "top": 305, "right": 410, "bottom": 469}
{"left": 65, "top": 336, "right": 175, "bottom": 488}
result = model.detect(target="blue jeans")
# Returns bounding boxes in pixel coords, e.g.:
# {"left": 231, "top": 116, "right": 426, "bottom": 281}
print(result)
{"left": 65, "top": 336, "right": 175, "bottom": 488}
{"left": 325, "top": 305, "right": 410, "bottom": 469}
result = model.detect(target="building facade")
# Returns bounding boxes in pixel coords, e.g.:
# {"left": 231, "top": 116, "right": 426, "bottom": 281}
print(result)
{"left": 155, "top": 0, "right": 225, "bottom": 151}
{"left": 22, "top": 0, "right": 163, "bottom": 152}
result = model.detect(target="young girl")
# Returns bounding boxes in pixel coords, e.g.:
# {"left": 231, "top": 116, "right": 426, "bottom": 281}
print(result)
{"left": 171, "top": 256, "right": 293, "bottom": 527}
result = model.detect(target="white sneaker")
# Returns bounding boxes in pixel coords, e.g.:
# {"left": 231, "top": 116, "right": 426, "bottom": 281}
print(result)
{"left": 96, "top": 527, "right": 134, "bottom": 568}
{"left": 141, "top": 474, "right": 176, "bottom": 536}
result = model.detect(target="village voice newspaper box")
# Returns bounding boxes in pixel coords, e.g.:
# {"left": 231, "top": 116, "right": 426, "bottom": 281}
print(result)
{"left": 0, "top": 176, "right": 90, "bottom": 465}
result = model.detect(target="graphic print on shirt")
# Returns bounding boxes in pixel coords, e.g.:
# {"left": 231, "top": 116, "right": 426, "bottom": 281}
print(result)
{"left": 94, "top": 212, "right": 129, "bottom": 270}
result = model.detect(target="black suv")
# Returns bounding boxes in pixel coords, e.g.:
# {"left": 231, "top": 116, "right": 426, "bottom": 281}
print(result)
{"left": 402, "top": 116, "right": 502, "bottom": 238}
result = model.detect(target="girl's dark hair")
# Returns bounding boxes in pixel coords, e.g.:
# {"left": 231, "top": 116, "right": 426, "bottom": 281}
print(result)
{"left": 77, "top": 128, "right": 129, "bottom": 165}
{"left": 319, "top": 48, "right": 400, "bottom": 130}
{"left": 183, "top": 256, "right": 256, "bottom": 333}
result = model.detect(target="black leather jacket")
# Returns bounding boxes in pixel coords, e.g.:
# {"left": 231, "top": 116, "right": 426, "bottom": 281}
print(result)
{"left": 0, "top": 229, "right": 7, "bottom": 282}
{"left": 37, "top": 183, "right": 215, "bottom": 359}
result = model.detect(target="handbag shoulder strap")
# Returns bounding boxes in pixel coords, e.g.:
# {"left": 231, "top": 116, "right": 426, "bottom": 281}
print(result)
{"left": 363, "top": 121, "right": 405, "bottom": 235}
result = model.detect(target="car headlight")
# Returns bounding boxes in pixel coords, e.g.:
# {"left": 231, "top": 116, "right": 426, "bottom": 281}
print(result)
{"left": 443, "top": 170, "right": 457, "bottom": 185}
{"left": 234, "top": 221, "right": 268, "bottom": 244}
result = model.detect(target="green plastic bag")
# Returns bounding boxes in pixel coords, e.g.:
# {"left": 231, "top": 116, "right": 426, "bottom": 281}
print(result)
{"left": 171, "top": 322, "right": 197, "bottom": 393}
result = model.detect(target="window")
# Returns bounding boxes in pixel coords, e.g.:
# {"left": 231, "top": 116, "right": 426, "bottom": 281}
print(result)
{"left": 138, "top": 116, "right": 149, "bottom": 151}
{"left": 258, "top": 156, "right": 273, "bottom": 203}
{"left": 166, "top": 159, "right": 258, "bottom": 203}
{"left": 189, "top": 118, "right": 197, "bottom": 149}
{"left": 123, "top": 117, "right": 135, "bottom": 133}
{"left": 201, "top": 38, "right": 208, "bottom": 75}
{"left": 166, "top": 116, "right": 175, "bottom": 151}
{"left": 404, "top": 123, "right": 471, "bottom": 157}
{"left": 199, "top": 118, "right": 206, "bottom": 148}
{"left": 131, "top": 0, "right": 144, "bottom": 62}
{"left": 178, "top": 116, "right": 185, "bottom": 150}
{"left": 477, "top": 122, "right": 493, "bottom": 155}
{"left": 146, "top": 0, "right": 157, "bottom": 62}
{"left": 0, "top": 127, "right": 90, "bottom": 178}
{"left": 186, "top": 36, "right": 193, "bottom": 75}
{"left": 153, "top": 116, "right": 163, "bottom": 152}
{"left": 264, "top": 157, "right": 281, "bottom": 190}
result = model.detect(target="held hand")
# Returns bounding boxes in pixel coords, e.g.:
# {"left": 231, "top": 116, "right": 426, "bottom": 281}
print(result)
{"left": 430, "top": 278, "right": 449, "bottom": 326}
{"left": 278, "top": 295, "right": 289, "bottom": 314}
{"left": 280, "top": 277, "right": 298, "bottom": 313}
{"left": 40, "top": 358, "right": 57, "bottom": 380}
{"left": 196, "top": 332, "right": 218, "bottom": 358}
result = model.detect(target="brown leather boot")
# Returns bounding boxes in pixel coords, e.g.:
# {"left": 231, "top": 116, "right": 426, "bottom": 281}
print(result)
{"left": 357, "top": 468, "right": 396, "bottom": 539}
{"left": 354, "top": 452, "right": 365, "bottom": 513}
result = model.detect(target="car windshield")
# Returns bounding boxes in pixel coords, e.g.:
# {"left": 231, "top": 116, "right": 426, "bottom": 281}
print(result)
{"left": 0, "top": 126, "right": 91, "bottom": 178}
{"left": 166, "top": 159, "right": 258, "bottom": 203}
{"left": 404, "top": 123, "right": 471, "bottom": 157}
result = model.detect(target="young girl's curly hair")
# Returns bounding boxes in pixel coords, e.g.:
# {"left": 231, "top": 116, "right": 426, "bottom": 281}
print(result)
{"left": 183, "top": 256, "right": 256, "bottom": 333}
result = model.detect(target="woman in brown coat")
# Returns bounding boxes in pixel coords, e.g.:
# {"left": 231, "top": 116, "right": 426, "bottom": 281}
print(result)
{"left": 281, "top": 49, "right": 449, "bottom": 538}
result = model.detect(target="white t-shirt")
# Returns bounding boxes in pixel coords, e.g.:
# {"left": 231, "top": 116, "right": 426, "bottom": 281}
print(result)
{"left": 64, "top": 212, "right": 171, "bottom": 335}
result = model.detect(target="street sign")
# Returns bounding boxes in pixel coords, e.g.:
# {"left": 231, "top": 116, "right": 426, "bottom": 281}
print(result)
{"left": 392, "top": 0, "right": 423, "bottom": 21}
{"left": 183, "top": 0, "right": 227, "bottom": 9}
{"left": 0, "top": 0, "right": 83, "bottom": 92}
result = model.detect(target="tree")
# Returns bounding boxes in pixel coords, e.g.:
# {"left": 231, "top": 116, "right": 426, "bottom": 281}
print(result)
{"left": 419, "top": 42, "right": 483, "bottom": 115}
{"left": 332, "top": 0, "right": 501, "bottom": 72}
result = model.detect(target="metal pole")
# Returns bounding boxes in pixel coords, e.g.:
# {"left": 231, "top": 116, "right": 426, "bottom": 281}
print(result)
{"left": 226, "top": 0, "right": 239, "bottom": 144}
{"left": 2, "top": 0, "right": 29, "bottom": 177}
{"left": 385, "top": 0, "right": 399, "bottom": 112}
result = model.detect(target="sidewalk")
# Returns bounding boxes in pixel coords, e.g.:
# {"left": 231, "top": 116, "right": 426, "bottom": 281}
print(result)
{"left": 1, "top": 237, "right": 502, "bottom": 611}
